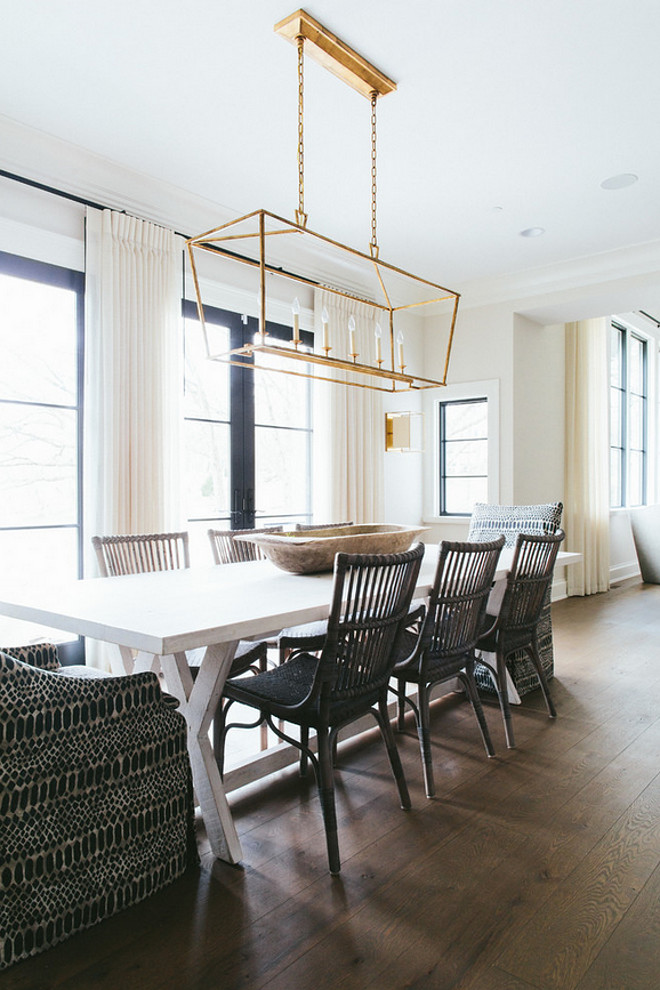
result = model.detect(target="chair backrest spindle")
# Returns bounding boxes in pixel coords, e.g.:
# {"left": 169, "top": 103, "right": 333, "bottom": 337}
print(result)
{"left": 422, "top": 537, "right": 505, "bottom": 661}
{"left": 499, "top": 531, "right": 565, "bottom": 634}
{"left": 207, "top": 527, "right": 283, "bottom": 565}
{"left": 92, "top": 532, "right": 190, "bottom": 577}
{"left": 319, "top": 545, "right": 425, "bottom": 701}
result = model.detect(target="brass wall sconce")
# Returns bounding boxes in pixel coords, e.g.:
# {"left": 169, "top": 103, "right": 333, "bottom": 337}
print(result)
{"left": 385, "top": 411, "right": 424, "bottom": 452}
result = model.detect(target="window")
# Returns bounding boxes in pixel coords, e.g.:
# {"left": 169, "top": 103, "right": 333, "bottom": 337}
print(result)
{"left": 438, "top": 398, "right": 488, "bottom": 515}
{"left": 183, "top": 301, "right": 313, "bottom": 551}
{"left": 0, "top": 251, "right": 84, "bottom": 662}
{"left": 610, "top": 322, "right": 647, "bottom": 508}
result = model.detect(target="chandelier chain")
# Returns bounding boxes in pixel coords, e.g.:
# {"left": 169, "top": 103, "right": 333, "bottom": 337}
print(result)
{"left": 297, "top": 35, "right": 305, "bottom": 222}
{"left": 370, "top": 91, "right": 378, "bottom": 255}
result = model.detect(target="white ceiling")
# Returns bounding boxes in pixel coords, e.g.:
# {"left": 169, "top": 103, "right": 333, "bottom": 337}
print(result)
{"left": 1, "top": 0, "right": 660, "bottom": 295}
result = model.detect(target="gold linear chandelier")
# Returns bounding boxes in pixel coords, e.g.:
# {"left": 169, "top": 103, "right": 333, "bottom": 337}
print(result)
{"left": 187, "top": 8, "right": 460, "bottom": 392}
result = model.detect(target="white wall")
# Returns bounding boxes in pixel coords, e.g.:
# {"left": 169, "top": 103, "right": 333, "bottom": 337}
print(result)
{"left": 416, "top": 303, "right": 514, "bottom": 544}
{"left": 382, "top": 316, "right": 424, "bottom": 524}
{"left": 382, "top": 296, "right": 657, "bottom": 589}
{"left": 1, "top": 117, "right": 659, "bottom": 586}
{"left": 512, "top": 316, "right": 565, "bottom": 504}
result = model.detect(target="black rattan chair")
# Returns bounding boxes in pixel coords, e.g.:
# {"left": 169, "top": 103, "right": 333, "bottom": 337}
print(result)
{"left": 218, "top": 543, "right": 425, "bottom": 874}
{"left": 475, "top": 530, "right": 565, "bottom": 748}
{"left": 391, "top": 537, "right": 505, "bottom": 798}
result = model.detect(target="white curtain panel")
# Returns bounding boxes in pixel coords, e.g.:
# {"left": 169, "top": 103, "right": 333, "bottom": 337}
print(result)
{"left": 84, "top": 209, "right": 184, "bottom": 568}
{"left": 564, "top": 317, "right": 611, "bottom": 595}
{"left": 313, "top": 288, "right": 384, "bottom": 524}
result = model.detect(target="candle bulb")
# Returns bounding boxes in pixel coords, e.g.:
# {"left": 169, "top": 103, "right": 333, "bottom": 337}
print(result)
{"left": 256, "top": 292, "right": 265, "bottom": 336}
{"left": 321, "top": 306, "right": 330, "bottom": 351}
{"left": 397, "top": 330, "right": 405, "bottom": 370}
{"left": 292, "top": 297, "right": 300, "bottom": 344}
{"left": 374, "top": 322, "right": 382, "bottom": 364}
{"left": 348, "top": 315, "right": 357, "bottom": 357}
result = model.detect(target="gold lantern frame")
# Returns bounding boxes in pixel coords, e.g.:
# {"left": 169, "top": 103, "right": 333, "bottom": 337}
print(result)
{"left": 186, "top": 9, "right": 461, "bottom": 393}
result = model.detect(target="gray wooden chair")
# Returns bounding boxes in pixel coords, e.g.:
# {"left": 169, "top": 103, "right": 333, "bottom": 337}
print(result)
{"left": 218, "top": 543, "right": 425, "bottom": 874}
{"left": 92, "top": 531, "right": 191, "bottom": 576}
{"left": 208, "top": 525, "right": 333, "bottom": 666}
{"left": 207, "top": 526, "right": 283, "bottom": 565}
{"left": 92, "top": 531, "right": 266, "bottom": 677}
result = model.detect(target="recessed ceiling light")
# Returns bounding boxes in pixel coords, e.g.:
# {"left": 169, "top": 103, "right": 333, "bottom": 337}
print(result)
{"left": 600, "top": 173, "right": 639, "bottom": 190}
{"left": 520, "top": 227, "right": 545, "bottom": 238}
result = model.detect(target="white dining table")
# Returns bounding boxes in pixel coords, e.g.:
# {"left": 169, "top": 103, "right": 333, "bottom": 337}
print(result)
{"left": 0, "top": 544, "right": 580, "bottom": 865}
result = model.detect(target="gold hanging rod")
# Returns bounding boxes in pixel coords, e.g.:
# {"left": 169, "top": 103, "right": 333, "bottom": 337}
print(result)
{"left": 274, "top": 9, "right": 397, "bottom": 100}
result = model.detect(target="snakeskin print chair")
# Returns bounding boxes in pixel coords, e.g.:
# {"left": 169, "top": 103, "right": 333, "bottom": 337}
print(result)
{"left": 0, "top": 643, "right": 195, "bottom": 971}
{"left": 468, "top": 502, "right": 563, "bottom": 697}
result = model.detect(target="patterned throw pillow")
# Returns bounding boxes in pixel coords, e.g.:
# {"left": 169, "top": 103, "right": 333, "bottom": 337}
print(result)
{"left": 468, "top": 502, "right": 563, "bottom": 547}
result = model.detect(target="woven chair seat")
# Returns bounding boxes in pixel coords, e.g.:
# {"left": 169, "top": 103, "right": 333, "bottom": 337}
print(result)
{"left": 187, "top": 639, "right": 267, "bottom": 679}
{"left": 228, "top": 652, "right": 381, "bottom": 727}
{"left": 476, "top": 615, "right": 534, "bottom": 656}
{"left": 393, "top": 629, "right": 472, "bottom": 685}
{"left": 278, "top": 618, "right": 328, "bottom": 640}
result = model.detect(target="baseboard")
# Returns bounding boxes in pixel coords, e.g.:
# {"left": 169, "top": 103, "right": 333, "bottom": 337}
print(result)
{"left": 553, "top": 561, "right": 641, "bottom": 598}
{"left": 610, "top": 560, "right": 640, "bottom": 585}
{"left": 551, "top": 577, "right": 567, "bottom": 602}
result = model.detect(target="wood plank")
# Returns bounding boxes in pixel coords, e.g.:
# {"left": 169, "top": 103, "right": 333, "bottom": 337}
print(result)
{"left": 495, "top": 769, "right": 660, "bottom": 989}
{"left": 4, "top": 579, "right": 660, "bottom": 990}
{"left": 575, "top": 859, "right": 660, "bottom": 990}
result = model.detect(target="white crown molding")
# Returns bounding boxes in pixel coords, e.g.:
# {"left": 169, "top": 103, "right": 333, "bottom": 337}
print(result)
{"left": 458, "top": 239, "right": 660, "bottom": 314}
{"left": 0, "top": 114, "right": 236, "bottom": 238}
{"left": 3, "top": 114, "right": 660, "bottom": 318}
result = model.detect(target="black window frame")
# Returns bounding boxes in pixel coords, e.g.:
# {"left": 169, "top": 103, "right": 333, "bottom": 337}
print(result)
{"left": 610, "top": 321, "right": 648, "bottom": 508}
{"left": 438, "top": 396, "right": 488, "bottom": 517}
{"left": 0, "top": 250, "right": 85, "bottom": 664}
{"left": 183, "top": 300, "right": 314, "bottom": 530}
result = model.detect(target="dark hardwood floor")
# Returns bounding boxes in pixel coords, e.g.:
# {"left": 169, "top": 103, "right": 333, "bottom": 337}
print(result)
{"left": 4, "top": 580, "right": 660, "bottom": 990}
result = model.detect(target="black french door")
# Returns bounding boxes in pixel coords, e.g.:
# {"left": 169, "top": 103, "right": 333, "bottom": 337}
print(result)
{"left": 183, "top": 300, "right": 313, "bottom": 534}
